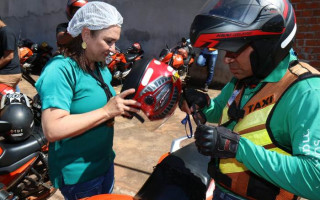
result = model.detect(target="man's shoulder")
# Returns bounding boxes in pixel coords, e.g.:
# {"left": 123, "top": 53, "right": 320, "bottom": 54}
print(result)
{"left": 0, "top": 26, "right": 15, "bottom": 37}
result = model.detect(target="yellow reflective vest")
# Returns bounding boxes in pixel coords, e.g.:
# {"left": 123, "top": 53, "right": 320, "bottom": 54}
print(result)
{"left": 214, "top": 62, "right": 320, "bottom": 200}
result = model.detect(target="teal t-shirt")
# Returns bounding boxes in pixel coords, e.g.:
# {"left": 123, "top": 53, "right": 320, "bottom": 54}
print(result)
{"left": 203, "top": 54, "right": 320, "bottom": 199}
{"left": 35, "top": 55, "right": 116, "bottom": 188}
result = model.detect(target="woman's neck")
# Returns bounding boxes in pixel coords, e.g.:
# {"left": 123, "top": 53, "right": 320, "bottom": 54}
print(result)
{"left": 84, "top": 51, "right": 96, "bottom": 70}
{"left": 88, "top": 62, "right": 95, "bottom": 70}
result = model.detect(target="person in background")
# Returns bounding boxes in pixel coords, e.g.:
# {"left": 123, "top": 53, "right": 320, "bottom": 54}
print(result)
{"left": 180, "top": 0, "right": 320, "bottom": 199}
{"left": 0, "top": 17, "right": 21, "bottom": 89}
{"left": 55, "top": 0, "right": 88, "bottom": 55}
{"left": 180, "top": 37, "right": 193, "bottom": 55}
{"left": 197, "top": 47, "right": 218, "bottom": 92}
{"left": 35, "top": 2, "right": 141, "bottom": 200}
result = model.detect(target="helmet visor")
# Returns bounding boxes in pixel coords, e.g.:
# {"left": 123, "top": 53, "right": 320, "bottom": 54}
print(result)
{"left": 199, "top": 0, "right": 261, "bottom": 25}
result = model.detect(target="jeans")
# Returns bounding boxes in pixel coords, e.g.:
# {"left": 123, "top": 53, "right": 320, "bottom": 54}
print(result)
{"left": 213, "top": 186, "right": 242, "bottom": 200}
{"left": 60, "top": 163, "right": 115, "bottom": 200}
{"left": 197, "top": 53, "right": 218, "bottom": 85}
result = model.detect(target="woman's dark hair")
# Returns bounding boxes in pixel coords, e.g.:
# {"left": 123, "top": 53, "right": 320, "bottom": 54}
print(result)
{"left": 63, "top": 30, "right": 99, "bottom": 71}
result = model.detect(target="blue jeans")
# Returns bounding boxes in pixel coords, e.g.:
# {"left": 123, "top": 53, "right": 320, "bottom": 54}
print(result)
{"left": 197, "top": 53, "right": 218, "bottom": 85}
{"left": 15, "top": 85, "right": 20, "bottom": 92}
{"left": 213, "top": 186, "right": 241, "bottom": 200}
{"left": 59, "top": 164, "right": 115, "bottom": 200}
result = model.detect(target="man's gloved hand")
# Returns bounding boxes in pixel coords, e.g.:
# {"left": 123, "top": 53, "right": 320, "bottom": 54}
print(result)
{"left": 194, "top": 125, "right": 240, "bottom": 158}
{"left": 179, "top": 88, "right": 211, "bottom": 110}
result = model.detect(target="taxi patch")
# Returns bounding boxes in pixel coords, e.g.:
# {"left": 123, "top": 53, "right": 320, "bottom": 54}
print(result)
{"left": 246, "top": 95, "right": 274, "bottom": 113}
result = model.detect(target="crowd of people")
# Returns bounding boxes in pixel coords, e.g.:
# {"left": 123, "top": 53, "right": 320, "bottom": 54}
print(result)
{"left": 1, "top": 0, "right": 320, "bottom": 199}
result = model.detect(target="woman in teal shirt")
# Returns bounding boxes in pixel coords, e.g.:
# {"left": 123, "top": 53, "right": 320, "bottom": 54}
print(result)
{"left": 35, "top": 2, "right": 140, "bottom": 200}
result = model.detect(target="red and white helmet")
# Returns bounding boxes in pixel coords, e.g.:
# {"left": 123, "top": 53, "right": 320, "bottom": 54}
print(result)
{"left": 66, "top": 0, "right": 88, "bottom": 20}
{"left": 121, "top": 58, "right": 182, "bottom": 121}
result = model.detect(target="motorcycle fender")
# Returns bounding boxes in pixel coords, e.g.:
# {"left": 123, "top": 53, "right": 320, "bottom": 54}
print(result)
{"left": 0, "top": 152, "right": 38, "bottom": 187}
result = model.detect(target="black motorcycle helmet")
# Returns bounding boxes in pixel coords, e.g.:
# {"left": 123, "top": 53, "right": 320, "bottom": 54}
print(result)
{"left": 190, "top": 0, "right": 296, "bottom": 79}
{"left": 0, "top": 93, "right": 34, "bottom": 143}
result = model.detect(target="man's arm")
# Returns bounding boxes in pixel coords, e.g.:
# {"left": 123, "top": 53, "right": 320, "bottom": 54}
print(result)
{"left": 236, "top": 80, "right": 320, "bottom": 199}
{"left": 0, "top": 50, "right": 14, "bottom": 69}
{"left": 202, "top": 79, "right": 236, "bottom": 123}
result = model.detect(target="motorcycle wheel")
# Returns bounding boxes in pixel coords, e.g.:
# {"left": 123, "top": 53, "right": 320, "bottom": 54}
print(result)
{"left": 10, "top": 152, "right": 57, "bottom": 200}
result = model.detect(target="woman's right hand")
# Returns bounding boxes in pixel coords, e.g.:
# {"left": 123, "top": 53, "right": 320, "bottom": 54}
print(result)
{"left": 102, "top": 88, "right": 141, "bottom": 119}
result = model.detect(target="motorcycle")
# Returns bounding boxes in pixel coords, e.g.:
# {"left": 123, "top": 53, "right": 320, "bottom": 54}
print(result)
{"left": 0, "top": 93, "right": 56, "bottom": 200}
{"left": 81, "top": 136, "right": 215, "bottom": 200}
{"left": 0, "top": 63, "right": 55, "bottom": 199}
{"left": 0, "top": 182, "right": 18, "bottom": 200}
{"left": 18, "top": 39, "right": 53, "bottom": 75}
{"left": 106, "top": 42, "right": 144, "bottom": 83}
{"left": 159, "top": 39, "right": 195, "bottom": 77}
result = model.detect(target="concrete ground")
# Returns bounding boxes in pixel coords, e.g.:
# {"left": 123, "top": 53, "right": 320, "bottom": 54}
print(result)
{"left": 19, "top": 74, "right": 220, "bottom": 199}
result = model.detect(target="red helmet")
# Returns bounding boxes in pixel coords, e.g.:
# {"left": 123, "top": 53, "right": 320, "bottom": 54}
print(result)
{"left": 66, "top": 0, "right": 88, "bottom": 20}
{"left": 190, "top": 0, "right": 296, "bottom": 79}
{"left": 132, "top": 42, "right": 141, "bottom": 51}
{"left": 0, "top": 84, "right": 14, "bottom": 99}
{"left": 121, "top": 58, "right": 182, "bottom": 121}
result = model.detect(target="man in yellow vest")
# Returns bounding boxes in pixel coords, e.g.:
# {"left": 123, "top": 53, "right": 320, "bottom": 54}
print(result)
{"left": 180, "top": 0, "right": 320, "bottom": 199}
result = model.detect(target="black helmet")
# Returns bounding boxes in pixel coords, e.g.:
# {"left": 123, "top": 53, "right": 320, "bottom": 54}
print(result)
{"left": 190, "top": 0, "right": 296, "bottom": 79}
{"left": 0, "top": 92, "right": 34, "bottom": 142}
{"left": 66, "top": 0, "right": 88, "bottom": 20}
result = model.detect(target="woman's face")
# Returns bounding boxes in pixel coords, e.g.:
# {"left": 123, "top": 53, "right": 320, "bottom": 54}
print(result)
{"left": 84, "top": 25, "right": 121, "bottom": 64}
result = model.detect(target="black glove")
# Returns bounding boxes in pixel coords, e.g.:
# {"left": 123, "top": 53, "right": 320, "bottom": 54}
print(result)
{"left": 194, "top": 125, "right": 240, "bottom": 158}
{"left": 179, "top": 88, "right": 211, "bottom": 109}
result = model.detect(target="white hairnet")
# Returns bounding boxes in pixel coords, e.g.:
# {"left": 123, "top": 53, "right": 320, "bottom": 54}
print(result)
{"left": 67, "top": 1, "right": 123, "bottom": 37}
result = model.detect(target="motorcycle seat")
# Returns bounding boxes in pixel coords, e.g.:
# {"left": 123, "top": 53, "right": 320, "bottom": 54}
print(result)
{"left": 0, "top": 127, "right": 46, "bottom": 168}
{"left": 135, "top": 142, "right": 211, "bottom": 200}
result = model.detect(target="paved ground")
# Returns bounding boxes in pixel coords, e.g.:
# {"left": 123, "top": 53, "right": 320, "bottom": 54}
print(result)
{"left": 19, "top": 75, "right": 220, "bottom": 199}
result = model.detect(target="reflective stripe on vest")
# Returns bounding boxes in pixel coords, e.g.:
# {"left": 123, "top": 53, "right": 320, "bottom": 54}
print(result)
{"left": 215, "top": 62, "right": 320, "bottom": 199}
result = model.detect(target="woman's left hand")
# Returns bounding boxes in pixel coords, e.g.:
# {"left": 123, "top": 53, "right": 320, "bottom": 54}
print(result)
{"left": 102, "top": 88, "right": 141, "bottom": 119}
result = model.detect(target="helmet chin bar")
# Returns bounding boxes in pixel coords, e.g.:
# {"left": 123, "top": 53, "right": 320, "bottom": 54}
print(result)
{"left": 130, "top": 112, "right": 145, "bottom": 123}
{"left": 250, "top": 39, "right": 279, "bottom": 79}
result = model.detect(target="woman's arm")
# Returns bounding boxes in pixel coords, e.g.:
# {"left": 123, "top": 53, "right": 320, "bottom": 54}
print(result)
{"left": 42, "top": 88, "right": 140, "bottom": 142}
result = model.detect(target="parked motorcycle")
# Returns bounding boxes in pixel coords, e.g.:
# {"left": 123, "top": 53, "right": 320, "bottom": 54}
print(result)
{"left": 159, "top": 38, "right": 195, "bottom": 76}
{"left": 0, "top": 182, "right": 18, "bottom": 200}
{"left": 0, "top": 92, "right": 56, "bottom": 200}
{"left": 81, "top": 136, "right": 214, "bottom": 200}
{"left": 106, "top": 42, "right": 144, "bottom": 83}
{"left": 18, "top": 39, "right": 53, "bottom": 75}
